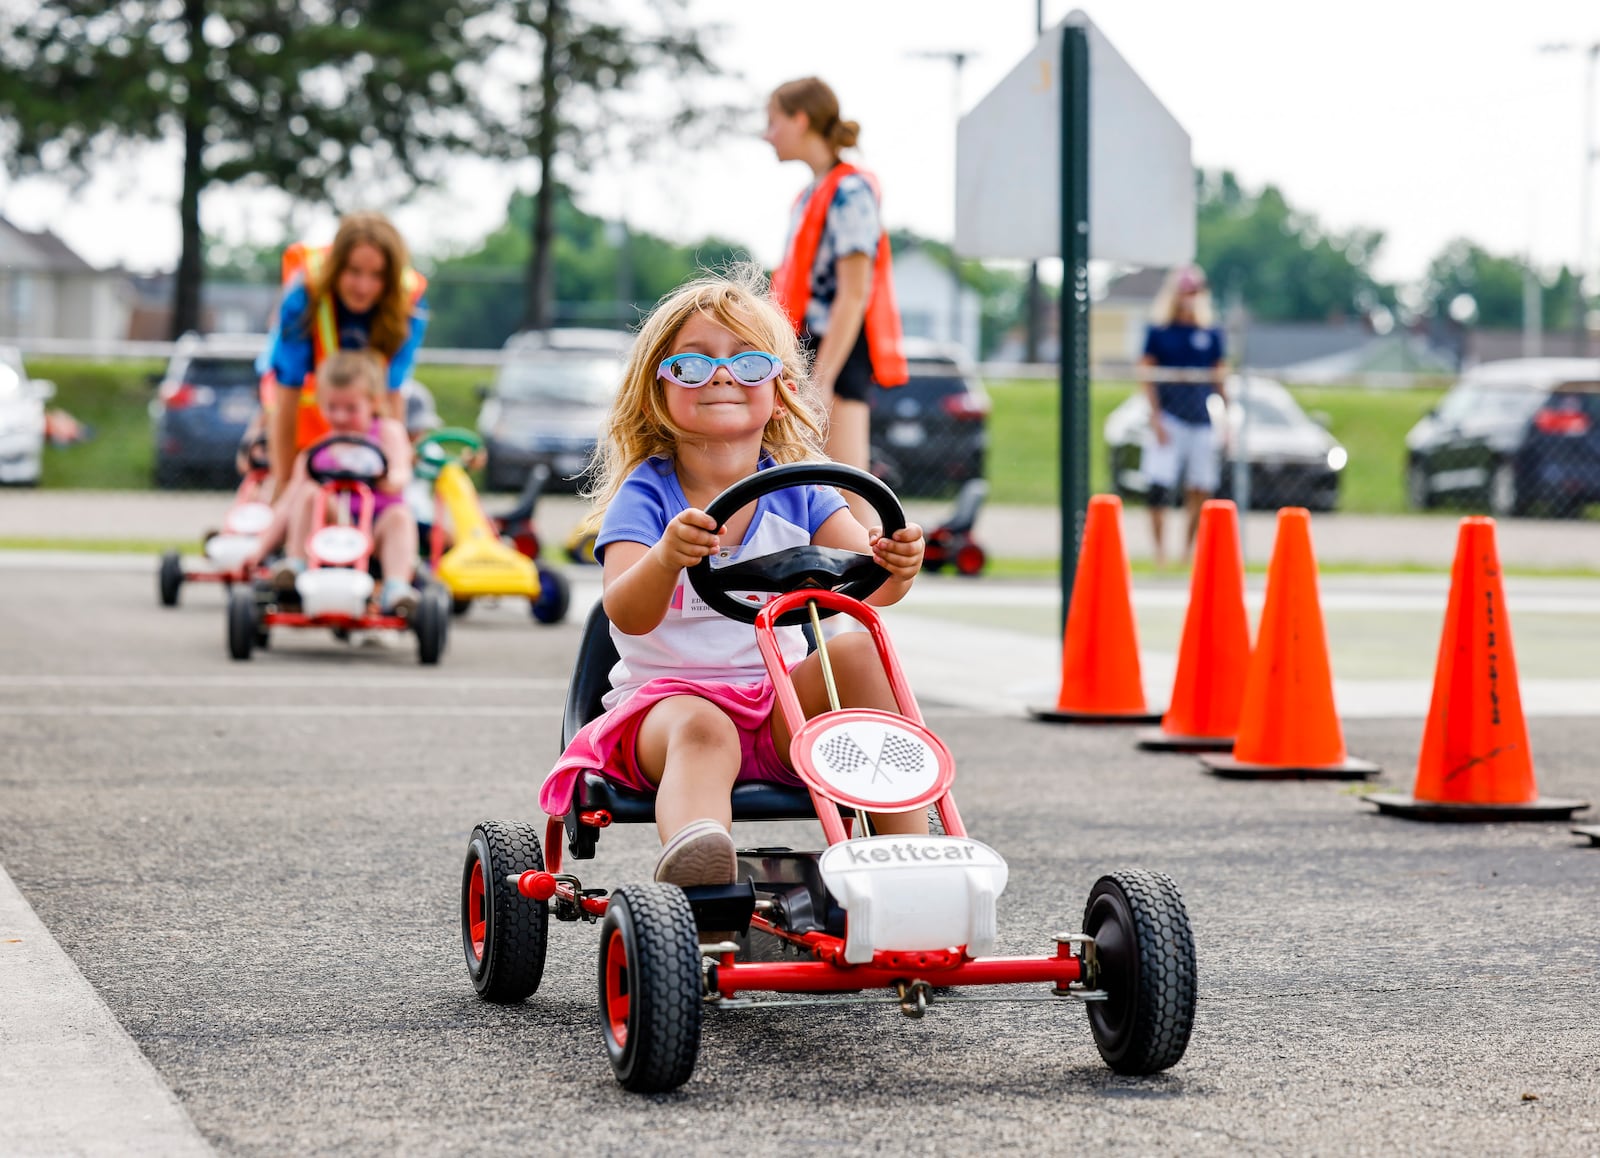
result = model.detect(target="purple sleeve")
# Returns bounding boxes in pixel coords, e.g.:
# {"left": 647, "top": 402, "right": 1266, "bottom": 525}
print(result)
{"left": 594, "top": 469, "right": 672, "bottom": 563}
{"left": 806, "top": 483, "right": 849, "bottom": 535}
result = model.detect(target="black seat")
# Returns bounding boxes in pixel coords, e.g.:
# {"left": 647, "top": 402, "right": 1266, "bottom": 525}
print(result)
{"left": 558, "top": 601, "right": 833, "bottom": 859}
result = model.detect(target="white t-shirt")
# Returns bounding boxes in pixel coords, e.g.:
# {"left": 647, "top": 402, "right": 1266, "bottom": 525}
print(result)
{"left": 594, "top": 457, "right": 848, "bottom": 710}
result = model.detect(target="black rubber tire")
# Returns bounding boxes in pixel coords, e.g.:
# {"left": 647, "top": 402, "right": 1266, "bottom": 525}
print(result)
{"left": 1082, "top": 870, "right": 1197, "bottom": 1075}
{"left": 461, "top": 822, "right": 549, "bottom": 1003}
{"left": 597, "top": 883, "right": 703, "bottom": 1093}
{"left": 415, "top": 586, "right": 448, "bottom": 665}
{"left": 450, "top": 596, "right": 473, "bottom": 617}
{"left": 530, "top": 567, "right": 570, "bottom": 625}
{"left": 226, "top": 588, "right": 258, "bottom": 661}
{"left": 158, "top": 551, "right": 184, "bottom": 607}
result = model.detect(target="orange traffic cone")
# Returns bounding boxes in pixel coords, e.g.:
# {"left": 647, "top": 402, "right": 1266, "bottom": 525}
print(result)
{"left": 1369, "top": 517, "right": 1588, "bottom": 821}
{"left": 1030, "top": 494, "right": 1162, "bottom": 724}
{"left": 1138, "top": 500, "right": 1251, "bottom": 752}
{"left": 1200, "top": 507, "right": 1378, "bottom": 780}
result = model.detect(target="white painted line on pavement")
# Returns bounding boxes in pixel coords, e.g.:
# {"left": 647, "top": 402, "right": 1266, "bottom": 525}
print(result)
{"left": 0, "top": 674, "right": 568, "bottom": 690}
{"left": 0, "top": 704, "right": 564, "bottom": 718}
{"left": 0, "top": 864, "right": 213, "bottom": 1157}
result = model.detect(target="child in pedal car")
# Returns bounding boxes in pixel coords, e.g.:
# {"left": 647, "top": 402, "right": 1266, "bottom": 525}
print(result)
{"left": 243, "top": 351, "right": 421, "bottom": 616}
{"left": 539, "top": 268, "right": 928, "bottom": 890}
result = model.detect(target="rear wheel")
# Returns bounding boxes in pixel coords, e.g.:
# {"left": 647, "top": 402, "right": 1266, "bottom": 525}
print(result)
{"left": 450, "top": 596, "right": 473, "bottom": 617}
{"left": 461, "top": 822, "right": 549, "bottom": 1003}
{"left": 415, "top": 585, "right": 448, "bottom": 665}
{"left": 598, "top": 884, "right": 702, "bottom": 1093}
{"left": 158, "top": 551, "right": 184, "bottom": 607}
{"left": 1082, "top": 870, "right": 1196, "bottom": 1075}
{"left": 531, "top": 567, "right": 570, "bottom": 625}
{"left": 227, "top": 588, "right": 258, "bottom": 661}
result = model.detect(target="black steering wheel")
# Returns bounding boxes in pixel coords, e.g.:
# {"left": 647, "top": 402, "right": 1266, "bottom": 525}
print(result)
{"left": 686, "top": 463, "right": 905, "bottom": 625}
{"left": 305, "top": 434, "right": 389, "bottom": 486}
{"left": 241, "top": 434, "right": 270, "bottom": 472}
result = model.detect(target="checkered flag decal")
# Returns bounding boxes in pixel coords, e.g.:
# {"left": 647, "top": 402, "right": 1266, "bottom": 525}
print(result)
{"left": 874, "top": 732, "right": 927, "bottom": 784}
{"left": 818, "top": 733, "right": 870, "bottom": 777}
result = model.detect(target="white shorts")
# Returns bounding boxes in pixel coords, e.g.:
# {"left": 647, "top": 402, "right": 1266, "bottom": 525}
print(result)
{"left": 1142, "top": 415, "right": 1219, "bottom": 494}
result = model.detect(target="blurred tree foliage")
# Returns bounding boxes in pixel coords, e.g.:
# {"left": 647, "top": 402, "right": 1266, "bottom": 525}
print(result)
{"left": 473, "top": 0, "right": 737, "bottom": 332}
{"left": 1418, "top": 240, "right": 1580, "bottom": 332}
{"left": 0, "top": 0, "right": 493, "bottom": 336}
{"left": 424, "top": 190, "right": 750, "bottom": 348}
{"left": 1194, "top": 170, "right": 1395, "bottom": 322}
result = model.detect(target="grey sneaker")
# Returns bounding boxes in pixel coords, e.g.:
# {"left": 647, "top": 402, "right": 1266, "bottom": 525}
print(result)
{"left": 653, "top": 819, "right": 737, "bottom": 888}
{"left": 381, "top": 579, "right": 419, "bottom": 617}
{"left": 271, "top": 557, "right": 304, "bottom": 592}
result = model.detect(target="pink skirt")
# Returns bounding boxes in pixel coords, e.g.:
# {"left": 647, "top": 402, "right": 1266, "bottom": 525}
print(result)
{"left": 538, "top": 676, "right": 804, "bottom": 817}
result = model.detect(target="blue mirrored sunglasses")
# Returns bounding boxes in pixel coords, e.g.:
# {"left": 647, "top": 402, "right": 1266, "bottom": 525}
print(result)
{"left": 658, "top": 351, "right": 783, "bottom": 388}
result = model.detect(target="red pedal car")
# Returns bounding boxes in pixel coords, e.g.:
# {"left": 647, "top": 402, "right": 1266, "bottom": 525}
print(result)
{"left": 226, "top": 434, "right": 449, "bottom": 664}
{"left": 460, "top": 465, "right": 1196, "bottom": 1092}
{"left": 158, "top": 435, "right": 274, "bottom": 607}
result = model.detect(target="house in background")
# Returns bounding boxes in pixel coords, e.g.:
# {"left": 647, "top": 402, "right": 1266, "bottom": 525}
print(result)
{"left": 0, "top": 216, "right": 131, "bottom": 342}
{"left": 891, "top": 245, "right": 982, "bottom": 360}
{"left": 125, "top": 275, "right": 279, "bottom": 340}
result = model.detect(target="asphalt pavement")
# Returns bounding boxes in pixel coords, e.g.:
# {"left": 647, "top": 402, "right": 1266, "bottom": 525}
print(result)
{"left": 2, "top": 556, "right": 1599, "bottom": 1156}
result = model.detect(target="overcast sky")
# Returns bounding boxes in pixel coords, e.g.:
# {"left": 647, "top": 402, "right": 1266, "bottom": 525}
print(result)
{"left": 2, "top": 0, "right": 1595, "bottom": 288}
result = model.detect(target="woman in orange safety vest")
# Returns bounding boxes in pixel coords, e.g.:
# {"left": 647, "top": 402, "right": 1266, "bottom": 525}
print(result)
{"left": 766, "top": 77, "right": 907, "bottom": 523}
{"left": 261, "top": 211, "right": 428, "bottom": 494}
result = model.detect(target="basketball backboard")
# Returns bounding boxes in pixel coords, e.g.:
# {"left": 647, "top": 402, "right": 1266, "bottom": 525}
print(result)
{"left": 954, "top": 10, "right": 1194, "bottom": 267}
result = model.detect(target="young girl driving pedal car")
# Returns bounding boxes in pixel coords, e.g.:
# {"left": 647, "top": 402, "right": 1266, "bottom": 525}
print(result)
{"left": 539, "top": 270, "right": 928, "bottom": 889}
{"left": 245, "top": 351, "right": 421, "bottom": 616}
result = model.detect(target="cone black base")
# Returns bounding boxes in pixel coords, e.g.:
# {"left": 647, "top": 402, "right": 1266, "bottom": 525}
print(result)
{"left": 1572, "top": 826, "right": 1600, "bottom": 845}
{"left": 1201, "top": 755, "right": 1380, "bottom": 781}
{"left": 1137, "top": 727, "right": 1235, "bottom": 753}
{"left": 1366, "top": 793, "right": 1589, "bottom": 822}
{"left": 1029, "top": 706, "right": 1165, "bottom": 726}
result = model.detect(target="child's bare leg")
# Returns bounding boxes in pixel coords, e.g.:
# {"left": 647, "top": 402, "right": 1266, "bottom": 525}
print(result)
{"left": 635, "top": 696, "right": 742, "bottom": 841}
{"left": 284, "top": 481, "right": 315, "bottom": 559}
{"left": 374, "top": 507, "right": 418, "bottom": 584}
{"left": 771, "top": 631, "right": 930, "bottom": 837}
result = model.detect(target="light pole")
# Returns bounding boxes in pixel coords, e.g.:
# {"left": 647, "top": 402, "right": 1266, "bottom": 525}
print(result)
{"left": 1541, "top": 41, "right": 1600, "bottom": 354}
{"left": 909, "top": 48, "right": 973, "bottom": 354}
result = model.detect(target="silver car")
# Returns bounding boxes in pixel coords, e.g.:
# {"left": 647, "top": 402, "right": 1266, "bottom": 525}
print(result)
{"left": 0, "top": 345, "right": 55, "bottom": 486}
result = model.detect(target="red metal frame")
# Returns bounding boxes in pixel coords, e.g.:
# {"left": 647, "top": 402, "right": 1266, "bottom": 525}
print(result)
{"left": 181, "top": 467, "right": 273, "bottom": 585}
{"left": 263, "top": 477, "right": 404, "bottom": 631}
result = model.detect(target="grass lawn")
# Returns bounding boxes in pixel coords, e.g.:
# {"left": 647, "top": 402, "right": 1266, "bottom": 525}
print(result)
{"left": 27, "top": 356, "right": 1445, "bottom": 514}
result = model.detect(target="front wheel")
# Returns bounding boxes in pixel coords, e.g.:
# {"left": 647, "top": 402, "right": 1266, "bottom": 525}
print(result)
{"left": 227, "top": 588, "right": 258, "bottom": 661}
{"left": 414, "top": 585, "right": 449, "bottom": 665}
{"left": 159, "top": 551, "right": 184, "bottom": 607}
{"left": 531, "top": 567, "right": 570, "bottom": 625}
{"left": 1082, "top": 870, "right": 1196, "bottom": 1075}
{"left": 598, "top": 884, "right": 703, "bottom": 1093}
{"left": 1488, "top": 460, "right": 1525, "bottom": 518}
{"left": 1405, "top": 460, "right": 1435, "bottom": 511}
{"left": 461, "top": 822, "right": 549, "bottom": 1003}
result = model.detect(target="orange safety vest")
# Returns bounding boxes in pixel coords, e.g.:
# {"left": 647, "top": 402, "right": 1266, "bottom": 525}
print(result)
{"left": 771, "top": 163, "right": 908, "bottom": 388}
{"left": 270, "top": 242, "right": 428, "bottom": 449}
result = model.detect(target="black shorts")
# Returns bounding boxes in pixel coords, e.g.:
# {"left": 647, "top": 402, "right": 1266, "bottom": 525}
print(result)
{"left": 800, "top": 328, "right": 875, "bottom": 404}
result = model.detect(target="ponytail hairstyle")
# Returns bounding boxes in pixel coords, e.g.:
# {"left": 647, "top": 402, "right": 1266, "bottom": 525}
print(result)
{"left": 308, "top": 211, "right": 413, "bottom": 361}
{"left": 771, "top": 77, "right": 860, "bottom": 159}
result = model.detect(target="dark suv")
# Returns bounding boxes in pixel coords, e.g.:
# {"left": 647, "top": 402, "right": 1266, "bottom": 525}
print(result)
{"left": 150, "top": 333, "right": 266, "bottom": 489}
{"left": 1404, "top": 357, "right": 1600, "bottom": 518}
{"left": 869, "top": 342, "right": 989, "bottom": 497}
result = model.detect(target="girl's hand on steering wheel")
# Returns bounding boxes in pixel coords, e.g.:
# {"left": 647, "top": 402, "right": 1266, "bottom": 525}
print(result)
{"left": 654, "top": 508, "right": 722, "bottom": 571}
{"left": 870, "top": 523, "right": 924, "bottom": 582}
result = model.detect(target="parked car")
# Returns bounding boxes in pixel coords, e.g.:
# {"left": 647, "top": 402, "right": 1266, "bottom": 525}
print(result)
{"left": 1404, "top": 357, "right": 1600, "bottom": 518}
{"left": 868, "top": 340, "right": 990, "bottom": 497}
{"left": 1104, "top": 375, "right": 1346, "bottom": 511}
{"left": 0, "top": 345, "right": 54, "bottom": 486}
{"left": 477, "top": 328, "right": 631, "bottom": 493}
{"left": 150, "top": 332, "right": 267, "bottom": 489}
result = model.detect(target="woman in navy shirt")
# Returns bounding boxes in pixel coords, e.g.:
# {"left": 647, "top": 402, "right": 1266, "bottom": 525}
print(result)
{"left": 1139, "top": 265, "right": 1227, "bottom": 568}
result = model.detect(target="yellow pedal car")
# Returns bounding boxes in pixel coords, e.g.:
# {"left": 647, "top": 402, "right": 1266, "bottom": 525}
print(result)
{"left": 416, "top": 429, "right": 570, "bottom": 624}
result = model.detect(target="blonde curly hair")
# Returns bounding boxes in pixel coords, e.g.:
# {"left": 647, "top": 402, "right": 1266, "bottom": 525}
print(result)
{"left": 582, "top": 266, "right": 829, "bottom": 518}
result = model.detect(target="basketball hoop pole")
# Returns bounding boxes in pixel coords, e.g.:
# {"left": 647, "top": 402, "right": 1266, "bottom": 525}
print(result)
{"left": 1057, "top": 24, "right": 1091, "bottom": 635}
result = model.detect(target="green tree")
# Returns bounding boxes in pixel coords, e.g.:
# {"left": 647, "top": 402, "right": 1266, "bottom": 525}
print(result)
{"left": 1419, "top": 239, "right": 1580, "bottom": 332}
{"left": 476, "top": 1, "right": 735, "bottom": 332}
{"left": 0, "top": 1, "right": 491, "bottom": 336}
{"left": 1195, "top": 170, "right": 1393, "bottom": 322}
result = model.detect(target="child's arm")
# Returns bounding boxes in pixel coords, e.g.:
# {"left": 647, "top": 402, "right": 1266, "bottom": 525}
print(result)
{"left": 812, "top": 507, "right": 924, "bottom": 608}
{"left": 602, "top": 508, "right": 721, "bottom": 635}
{"left": 375, "top": 418, "right": 413, "bottom": 494}
{"left": 244, "top": 454, "right": 310, "bottom": 567}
